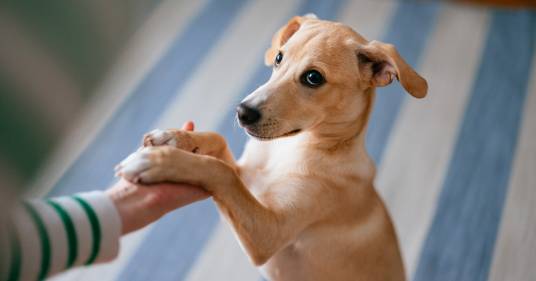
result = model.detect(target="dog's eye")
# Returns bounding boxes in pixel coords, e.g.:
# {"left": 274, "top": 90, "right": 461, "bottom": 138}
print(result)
{"left": 300, "top": 70, "right": 325, "bottom": 88}
{"left": 274, "top": 52, "right": 283, "bottom": 66}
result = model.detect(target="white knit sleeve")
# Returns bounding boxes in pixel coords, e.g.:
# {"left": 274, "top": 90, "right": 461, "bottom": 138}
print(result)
{"left": 1, "top": 191, "right": 122, "bottom": 280}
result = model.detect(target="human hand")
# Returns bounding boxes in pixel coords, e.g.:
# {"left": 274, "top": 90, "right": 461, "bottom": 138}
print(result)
{"left": 107, "top": 121, "right": 209, "bottom": 235}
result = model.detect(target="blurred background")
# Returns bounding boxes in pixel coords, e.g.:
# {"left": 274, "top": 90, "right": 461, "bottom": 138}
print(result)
{"left": 0, "top": 0, "right": 163, "bottom": 190}
{"left": 0, "top": 0, "right": 535, "bottom": 280}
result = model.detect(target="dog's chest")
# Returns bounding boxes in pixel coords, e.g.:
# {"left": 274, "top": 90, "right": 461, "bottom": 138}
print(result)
{"left": 240, "top": 161, "right": 296, "bottom": 196}
{"left": 239, "top": 138, "right": 308, "bottom": 195}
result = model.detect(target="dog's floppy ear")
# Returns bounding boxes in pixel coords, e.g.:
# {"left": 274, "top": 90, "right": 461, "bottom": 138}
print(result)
{"left": 356, "top": 40, "right": 427, "bottom": 98}
{"left": 264, "top": 14, "right": 317, "bottom": 66}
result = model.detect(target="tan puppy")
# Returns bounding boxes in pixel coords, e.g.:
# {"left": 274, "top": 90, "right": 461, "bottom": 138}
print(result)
{"left": 116, "top": 14, "right": 427, "bottom": 281}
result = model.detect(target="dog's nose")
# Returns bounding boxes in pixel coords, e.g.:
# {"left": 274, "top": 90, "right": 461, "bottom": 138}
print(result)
{"left": 236, "top": 103, "right": 261, "bottom": 125}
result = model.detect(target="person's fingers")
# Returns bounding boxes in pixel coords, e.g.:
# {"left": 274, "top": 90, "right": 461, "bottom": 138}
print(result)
{"left": 146, "top": 183, "right": 210, "bottom": 209}
{"left": 148, "top": 183, "right": 209, "bottom": 199}
{"left": 148, "top": 182, "right": 204, "bottom": 194}
{"left": 182, "top": 121, "right": 195, "bottom": 131}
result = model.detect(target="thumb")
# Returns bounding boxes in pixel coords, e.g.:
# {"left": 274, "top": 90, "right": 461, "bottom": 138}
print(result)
{"left": 182, "top": 121, "right": 195, "bottom": 131}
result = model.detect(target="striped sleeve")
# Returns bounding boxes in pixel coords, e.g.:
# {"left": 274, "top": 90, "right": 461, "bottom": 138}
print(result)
{"left": 0, "top": 191, "right": 122, "bottom": 281}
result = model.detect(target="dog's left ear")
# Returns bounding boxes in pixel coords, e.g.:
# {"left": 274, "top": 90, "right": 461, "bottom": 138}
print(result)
{"left": 264, "top": 14, "right": 317, "bottom": 66}
{"left": 356, "top": 40, "right": 428, "bottom": 98}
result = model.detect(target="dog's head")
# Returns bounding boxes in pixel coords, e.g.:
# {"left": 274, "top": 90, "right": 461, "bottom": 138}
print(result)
{"left": 237, "top": 15, "right": 427, "bottom": 141}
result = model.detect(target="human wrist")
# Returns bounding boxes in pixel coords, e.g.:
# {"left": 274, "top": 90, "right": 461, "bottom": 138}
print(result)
{"left": 105, "top": 182, "right": 165, "bottom": 235}
{"left": 106, "top": 179, "right": 209, "bottom": 235}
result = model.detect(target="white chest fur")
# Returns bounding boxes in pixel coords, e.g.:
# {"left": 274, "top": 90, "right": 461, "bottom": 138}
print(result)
{"left": 237, "top": 135, "right": 311, "bottom": 195}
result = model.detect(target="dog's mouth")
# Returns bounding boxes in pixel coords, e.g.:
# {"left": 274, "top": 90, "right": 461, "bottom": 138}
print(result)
{"left": 246, "top": 128, "right": 302, "bottom": 141}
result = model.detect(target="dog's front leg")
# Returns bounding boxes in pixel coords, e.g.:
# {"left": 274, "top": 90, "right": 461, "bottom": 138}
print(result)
{"left": 116, "top": 146, "right": 326, "bottom": 265}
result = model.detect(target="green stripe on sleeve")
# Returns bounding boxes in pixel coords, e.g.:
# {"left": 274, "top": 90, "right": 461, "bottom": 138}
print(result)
{"left": 46, "top": 200, "right": 78, "bottom": 268}
{"left": 23, "top": 202, "right": 51, "bottom": 280}
{"left": 7, "top": 219, "right": 21, "bottom": 281}
{"left": 72, "top": 196, "right": 101, "bottom": 265}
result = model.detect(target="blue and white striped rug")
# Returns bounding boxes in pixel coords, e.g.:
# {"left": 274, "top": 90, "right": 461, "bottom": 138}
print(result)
{"left": 43, "top": 0, "right": 536, "bottom": 280}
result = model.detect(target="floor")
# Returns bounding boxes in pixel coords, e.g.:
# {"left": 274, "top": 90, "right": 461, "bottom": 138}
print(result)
{"left": 40, "top": 0, "right": 536, "bottom": 280}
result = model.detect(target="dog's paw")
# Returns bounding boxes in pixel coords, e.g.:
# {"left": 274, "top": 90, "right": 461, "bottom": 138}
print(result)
{"left": 115, "top": 148, "right": 152, "bottom": 183}
{"left": 143, "top": 129, "right": 198, "bottom": 152}
{"left": 115, "top": 147, "right": 169, "bottom": 184}
{"left": 143, "top": 129, "right": 175, "bottom": 146}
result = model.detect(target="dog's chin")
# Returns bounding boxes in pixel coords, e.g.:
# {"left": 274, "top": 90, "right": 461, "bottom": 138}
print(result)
{"left": 245, "top": 128, "right": 302, "bottom": 141}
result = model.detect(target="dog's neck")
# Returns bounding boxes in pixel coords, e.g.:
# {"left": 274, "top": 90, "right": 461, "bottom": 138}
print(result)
{"left": 308, "top": 88, "right": 375, "bottom": 153}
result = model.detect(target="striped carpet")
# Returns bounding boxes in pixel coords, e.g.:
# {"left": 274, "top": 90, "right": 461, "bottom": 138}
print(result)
{"left": 41, "top": 0, "right": 536, "bottom": 280}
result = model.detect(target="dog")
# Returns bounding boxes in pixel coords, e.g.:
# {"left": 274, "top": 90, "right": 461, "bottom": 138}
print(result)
{"left": 116, "top": 14, "right": 427, "bottom": 281}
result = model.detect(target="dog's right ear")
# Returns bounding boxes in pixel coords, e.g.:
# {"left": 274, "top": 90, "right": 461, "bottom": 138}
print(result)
{"left": 264, "top": 14, "right": 316, "bottom": 66}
